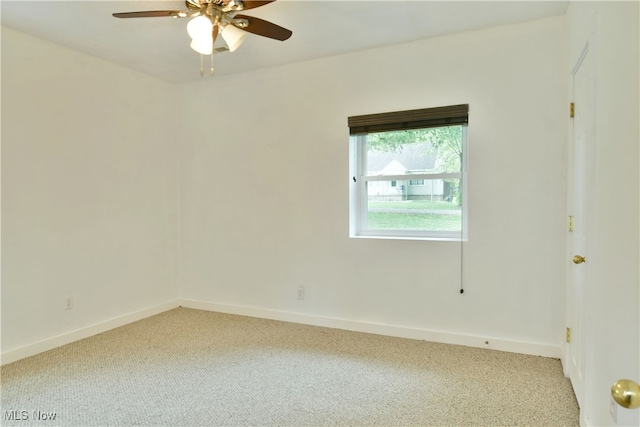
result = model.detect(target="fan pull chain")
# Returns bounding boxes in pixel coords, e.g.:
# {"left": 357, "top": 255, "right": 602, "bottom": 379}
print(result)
{"left": 210, "top": 53, "right": 214, "bottom": 76}
{"left": 200, "top": 54, "right": 204, "bottom": 77}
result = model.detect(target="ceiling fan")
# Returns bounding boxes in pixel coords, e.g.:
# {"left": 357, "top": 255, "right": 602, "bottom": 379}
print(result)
{"left": 113, "top": 0, "right": 292, "bottom": 76}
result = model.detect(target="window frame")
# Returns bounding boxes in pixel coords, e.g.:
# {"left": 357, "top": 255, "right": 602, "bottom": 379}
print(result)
{"left": 348, "top": 105, "right": 469, "bottom": 241}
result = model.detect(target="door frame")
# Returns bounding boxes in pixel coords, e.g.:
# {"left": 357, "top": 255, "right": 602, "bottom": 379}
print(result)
{"left": 564, "top": 32, "right": 597, "bottom": 417}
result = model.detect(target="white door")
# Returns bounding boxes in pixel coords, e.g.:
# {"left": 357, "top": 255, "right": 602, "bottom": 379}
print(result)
{"left": 565, "top": 41, "right": 593, "bottom": 410}
{"left": 567, "top": 31, "right": 640, "bottom": 426}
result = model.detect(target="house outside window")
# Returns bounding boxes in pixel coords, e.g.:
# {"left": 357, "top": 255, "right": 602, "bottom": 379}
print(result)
{"left": 348, "top": 104, "right": 468, "bottom": 240}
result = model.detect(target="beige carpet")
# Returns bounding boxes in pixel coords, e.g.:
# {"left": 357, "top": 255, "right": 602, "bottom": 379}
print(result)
{"left": 1, "top": 307, "right": 579, "bottom": 426}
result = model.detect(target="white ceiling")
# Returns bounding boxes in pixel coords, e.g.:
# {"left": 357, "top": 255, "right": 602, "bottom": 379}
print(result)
{"left": 1, "top": 1, "right": 570, "bottom": 83}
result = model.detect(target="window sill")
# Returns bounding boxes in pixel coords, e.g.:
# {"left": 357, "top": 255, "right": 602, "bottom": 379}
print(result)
{"left": 350, "top": 233, "right": 468, "bottom": 242}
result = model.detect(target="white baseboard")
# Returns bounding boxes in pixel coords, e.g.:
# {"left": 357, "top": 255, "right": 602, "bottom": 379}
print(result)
{"left": 179, "top": 299, "right": 562, "bottom": 358}
{"left": 1, "top": 300, "right": 180, "bottom": 365}
{"left": 1, "top": 298, "right": 561, "bottom": 365}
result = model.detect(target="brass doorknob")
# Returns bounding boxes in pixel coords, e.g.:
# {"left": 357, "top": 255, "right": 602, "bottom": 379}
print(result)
{"left": 612, "top": 379, "right": 640, "bottom": 409}
{"left": 572, "top": 255, "right": 586, "bottom": 264}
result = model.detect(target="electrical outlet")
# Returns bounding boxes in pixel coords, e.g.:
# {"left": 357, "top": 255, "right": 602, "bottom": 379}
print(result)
{"left": 297, "top": 286, "right": 305, "bottom": 300}
{"left": 64, "top": 296, "right": 74, "bottom": 310}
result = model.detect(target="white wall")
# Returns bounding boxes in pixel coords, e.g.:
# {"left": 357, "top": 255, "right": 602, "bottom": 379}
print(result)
{"left": 1, "top": 28, "right": 180, "bottom": 359}
{"left": 567, "top": 2, "right": 639, "bottom": 426}
{"left": 178, "top": 16, "right": 568, "bottom": 354}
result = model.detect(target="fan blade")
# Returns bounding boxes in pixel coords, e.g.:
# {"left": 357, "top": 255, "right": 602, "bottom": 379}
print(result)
{"left": 233, "top": 14, "right": 292, "bottom": 41}
{"left": 112, "top": 10, "right": 189, "bottom": 19}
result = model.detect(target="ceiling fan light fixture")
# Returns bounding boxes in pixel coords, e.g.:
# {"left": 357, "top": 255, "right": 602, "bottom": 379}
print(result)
{"left": 190, "top": 38, "right": 213, "bottom": 55}
{"left": 112, "top": 0, "right": 293, "bottom": 75}
{"left": 187, "top": 15, "right": 212, "bottom": 40}
{"left": 187, "top": 15, "right": 214, "bottom": 55}
{"left": 221, "top": 24, "right": 247, "bottom": 52}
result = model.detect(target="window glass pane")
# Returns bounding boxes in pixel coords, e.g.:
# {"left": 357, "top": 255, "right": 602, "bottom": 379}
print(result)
{"left": 366, "top": 179, "right": 462, "bottom": 231}
{"left": 366, "top": 126, "right": 463, "bottom": 176}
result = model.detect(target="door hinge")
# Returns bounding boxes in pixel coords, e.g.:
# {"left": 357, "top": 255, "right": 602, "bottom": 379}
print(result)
{"left": 570, "top": 102, "right": 575, "bottom": 118}
{"left": 566, "top": 327, "right": 572, "bottom": 343}
{"left": 568, "top": 215, "right": 574, "bottom": 232}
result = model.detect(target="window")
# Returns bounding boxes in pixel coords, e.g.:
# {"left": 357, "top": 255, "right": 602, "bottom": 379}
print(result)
{"left": 349, "top": 104, "right": 468, "bottom": 240}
